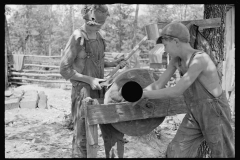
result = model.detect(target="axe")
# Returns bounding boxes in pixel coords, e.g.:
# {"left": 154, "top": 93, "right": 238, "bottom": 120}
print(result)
{"left": 100, "top": 23, "right": 160, "bottom": 88}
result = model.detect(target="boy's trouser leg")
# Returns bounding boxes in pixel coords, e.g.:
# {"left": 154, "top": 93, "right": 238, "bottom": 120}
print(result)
{"left": 197, "top": 99, "right": 235, "bottom": 157}
{"left": 72, "top": 115, "right": 87, "bottom": 158}
{"left": 99, "top": 124, "right": 124, "bottom": 158}
{"left": 71, "top": 85, "right": 89, "bottom": 158}
{"left": 167, "top": 98, "right": 235, "bottom": 158}
{"left": 166, "top": 113, "right": 204, "bottom": 158}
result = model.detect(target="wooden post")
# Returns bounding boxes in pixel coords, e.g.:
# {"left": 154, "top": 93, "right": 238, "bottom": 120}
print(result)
{"left": 5, "top": 48, "right": 8, "bottom": 90}
{"left": 224, "top": 6, "right": 235, "bottom": 99}
{"left": 82, "top": 98, "right": 99, "bottom": 158}
{"left": 158, "top": 18, "right": 221, "bottom": 30}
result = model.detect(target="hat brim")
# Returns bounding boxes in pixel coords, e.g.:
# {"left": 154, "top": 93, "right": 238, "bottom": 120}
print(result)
{"left": 156, "top": 36, "right": 163, "bottom": 44}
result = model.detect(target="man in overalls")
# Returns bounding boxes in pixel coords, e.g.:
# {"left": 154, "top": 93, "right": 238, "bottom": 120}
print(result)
{"left": 140, "top": 22, "right": 235, "bottom": 157}
{"left": 60, "top": 5, "right": 127, "bottom": 158}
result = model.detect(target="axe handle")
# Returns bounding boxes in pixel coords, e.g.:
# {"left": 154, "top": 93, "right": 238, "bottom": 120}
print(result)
{"left": 106, "top": 36, "right": 148, "bottom": 79}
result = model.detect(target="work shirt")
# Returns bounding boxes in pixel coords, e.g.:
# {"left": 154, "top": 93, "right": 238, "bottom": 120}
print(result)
{"left": 60, "top": 27, "right": 105, "bottom": 86}
{"left": 60, "top": 26, "right": 124, "bottom": 158}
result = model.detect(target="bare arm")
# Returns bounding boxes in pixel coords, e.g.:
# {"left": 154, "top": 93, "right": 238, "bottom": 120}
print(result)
{"left": 104, "top": 57, "right": 127, "bottom": 68}
{"left": 144, "top": 57, "right": 178, "bottom": 91}
{"left": 143, "top": 54, "right": 206, "bottom": 99}
{"left": 104, "top": 59, "right": 117, "bottom": 68}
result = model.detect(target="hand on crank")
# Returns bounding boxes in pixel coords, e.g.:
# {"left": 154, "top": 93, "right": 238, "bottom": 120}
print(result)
{"left": 88, "top": 77, "right": 106, "bottom": 90}
{"left": 115, "top": 57, "right": 127, "bottom": 69}
{"left": 132, "top": 91, "right": 147, "bottom": 107}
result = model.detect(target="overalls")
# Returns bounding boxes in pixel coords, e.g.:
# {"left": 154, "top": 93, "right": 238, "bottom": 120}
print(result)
{"left": 166, "top": 52, "right": 235, "bottom": 158}
{"left": 71, "top": 30, "right": 124, "bottom": 158}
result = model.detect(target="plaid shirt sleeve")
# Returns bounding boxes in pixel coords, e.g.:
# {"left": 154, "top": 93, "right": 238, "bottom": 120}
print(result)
{"left": 60, "top": 31, "right": 82, "bottom": 80}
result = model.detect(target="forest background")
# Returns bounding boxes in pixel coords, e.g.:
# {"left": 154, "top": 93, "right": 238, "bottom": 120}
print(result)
{"left": 5, "top": 4, "right": 204, "bottom": 59}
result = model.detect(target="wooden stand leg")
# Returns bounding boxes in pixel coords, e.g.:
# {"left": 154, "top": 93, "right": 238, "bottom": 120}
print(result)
{"left": 83, "top": 98, "right": 99, "bottom": 158}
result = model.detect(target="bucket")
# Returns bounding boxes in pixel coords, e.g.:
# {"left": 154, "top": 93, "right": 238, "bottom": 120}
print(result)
{"left": 145, "top": 23, "right": 159, "bottom": 41}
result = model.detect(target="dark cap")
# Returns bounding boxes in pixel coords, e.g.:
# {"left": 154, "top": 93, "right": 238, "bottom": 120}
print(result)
{"left": 156, "top": 22, "right": 190, "bottom": 44}
{"left": 81, "top": 5, "right": 110, "bottom": 26}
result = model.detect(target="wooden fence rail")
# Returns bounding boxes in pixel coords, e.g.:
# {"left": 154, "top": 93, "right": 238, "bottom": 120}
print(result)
{"left": 24, "top": 64, "right": 60, "bottom": 68}
{"left": 7, "top": 54, "right": 62, "bottom": 58}
{"left": 8, "top": 52, "right": 151, "bottom": 87}
{"left": 17, "top": 69, "right": 60, "bottom": 73}
{"left": 10, "top": 77, "right": 71, "bottom": 83}
{"left": 11, "top": 72, "right": 62, "bottom": 77}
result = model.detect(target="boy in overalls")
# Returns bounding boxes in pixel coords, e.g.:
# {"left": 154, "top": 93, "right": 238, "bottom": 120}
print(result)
{"left": 140, "top": 22, "right": 234, "bottom": 157}
{"left": 60, "top": 5, "right": 127, "bottom": 158}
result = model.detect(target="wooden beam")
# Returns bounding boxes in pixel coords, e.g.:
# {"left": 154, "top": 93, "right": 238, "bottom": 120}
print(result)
{"left": 24, "top": 64, "right": 60, "bottom": 68}
{"left": 158, "top": 18, "right": 221, "bottom": 30}
{"left": 85, "top": 96, "right": 187, "bottom": 125}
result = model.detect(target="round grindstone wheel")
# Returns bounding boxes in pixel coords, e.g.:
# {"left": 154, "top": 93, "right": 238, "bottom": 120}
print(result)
{"left": 104, "top": 68, "right": 165, "bottom": 136}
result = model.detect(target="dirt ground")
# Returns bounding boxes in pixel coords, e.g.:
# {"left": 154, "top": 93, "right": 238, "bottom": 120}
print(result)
{"left": 5, "top": 84, "right": 235, "bottom": 158}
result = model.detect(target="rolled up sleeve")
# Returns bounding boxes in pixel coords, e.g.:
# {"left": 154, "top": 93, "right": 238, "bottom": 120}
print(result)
{"left": 60, "top": 33, "right": 80, "bottom": 80}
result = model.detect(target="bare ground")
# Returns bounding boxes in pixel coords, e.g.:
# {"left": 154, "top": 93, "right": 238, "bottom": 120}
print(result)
{"left": 5, "top": 84, "right": 235, "bottom": 158}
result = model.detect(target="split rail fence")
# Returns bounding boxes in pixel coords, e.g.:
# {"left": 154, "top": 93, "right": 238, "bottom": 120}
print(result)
{"left": 8, "top": 52, "right": 160, "bottom": 88}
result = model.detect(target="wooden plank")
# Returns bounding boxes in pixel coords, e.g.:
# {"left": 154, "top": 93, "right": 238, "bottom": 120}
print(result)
{"left": 83, "top": 98, "right": 98, "bottom": 158}
{"left": 10, "top": 81, "right": 32, "bottom": 85}
{"left": 158, "top": 18, "right": 221, "bottom": 30}
{"left": 5, "top": 89, "right": 24, "bottom": 110}
{"left": 24, "top": 64, "right": 60, "bottom": 68}
{"left": 19, "top": 69, "right": 60, "bottom": 73}
{"left": 5, "top": 97, "right": 20, "bottom": 110}
{"left": 38, "top": 91, "right": 47, "bottom": 109}
{"left": 20, "top": 91, "right": 39, "bottom": 109}
{"left": 232, "top": 6, "right": 235, "bottom": 49}
{"left": 5, "top": 89, "right": 13, "bottom": 97}
{"left": 10, "top": 77, "right": 68, "bottom": 83}
{"left": 21, "top": 55, "right": 61, "bottom": 58}
{"left": 11, "top": 71, "right": 62, "bottom": 77}
{"left": 86, "top": 96, "right": 187, "bottom": 125}
{"left": 223, "top": 8, "right": 233, "bottom": 98}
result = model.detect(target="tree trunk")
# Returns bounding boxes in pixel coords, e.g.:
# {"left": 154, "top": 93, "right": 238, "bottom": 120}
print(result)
{"left": 118, "top": 4, "right": 122, "bottom": 52}
{"left": 5, "top": 15, "right": 11, "bottom": 54}
{"left": 202, "top": 4, "right": 227, "bottom": 81}
{"left": 5, "top": 14, "right": 11, "bottom": 89}
{"left": 184, "top": 5, "right": 188, "bottom": 20}
{"left": 131, "top": 4, "right": 139, "bottom": 49}
{"left": 196, "top": 4, "right": 228, "bottom": 158}
{"left": 72, "top": 5, "right": 75, "bottom": 31}
{"left": 25, "top": 5, "right": 31, "bottom": 55}
{"left": 49, "top": 5, "right": 53, "bottom": 56}
{"left": 69, "top": 5, "right": 73, "bottom": 35}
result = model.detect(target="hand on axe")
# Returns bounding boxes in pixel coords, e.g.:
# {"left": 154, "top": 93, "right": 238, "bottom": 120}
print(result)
{"left": 89, "top": 77, "right": 106, "bottom": 90}
{"left": 114, "top": 56, "right": 128, "bottom": 69}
